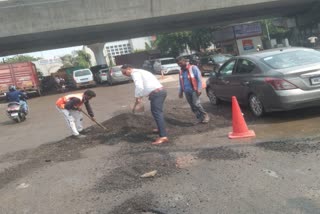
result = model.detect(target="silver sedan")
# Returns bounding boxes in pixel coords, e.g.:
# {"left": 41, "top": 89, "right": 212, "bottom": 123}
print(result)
{"left": 206, "top": 47, "right": 320, "bottom": 117}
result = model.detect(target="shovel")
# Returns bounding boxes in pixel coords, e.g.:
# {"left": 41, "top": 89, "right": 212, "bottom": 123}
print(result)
{"left": 79, "top": 108, "right": 108, "bottom": 131}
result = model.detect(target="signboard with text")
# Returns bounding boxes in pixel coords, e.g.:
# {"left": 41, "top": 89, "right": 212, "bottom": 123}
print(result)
{"left": 242, "top": 39, "right": 254, "bottom": 50}
{"left": 234, "top": 23, "right": 262, "bottom": 39}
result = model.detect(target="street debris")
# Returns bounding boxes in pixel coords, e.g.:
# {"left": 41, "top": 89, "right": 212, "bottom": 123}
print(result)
{"left": 141, "top": 170, "right": 157, "bottom": 178}
{"left": 262, "top": 169, "right": 279, "bottom": 178}
{"left": 175, "top": 154, "right": 196, "bottom": 169}
{"left": 16, "top": 183, "right": 30, "bottom": 189}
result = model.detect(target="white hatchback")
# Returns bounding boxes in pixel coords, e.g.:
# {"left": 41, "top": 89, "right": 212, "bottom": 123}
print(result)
{"left": 73, "top": 69, "right": 96, "bottom": 88}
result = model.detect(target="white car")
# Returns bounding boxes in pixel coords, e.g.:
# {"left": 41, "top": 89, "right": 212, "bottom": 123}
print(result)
{"left": 73, "top": 69, "right": 96, "bottom": 88}
{"left": 153, "top": 58, "right": 180, "bottom": 75}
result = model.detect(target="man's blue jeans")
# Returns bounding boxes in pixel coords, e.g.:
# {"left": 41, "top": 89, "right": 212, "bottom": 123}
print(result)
{"left": 19, "top": 100, "right": 28, "bottom": 113}
{"left": 185, "top": 91, "right": 207, "bottom": 121}
{"left": 149, "top": 89, "right": 167, "bottom": 137}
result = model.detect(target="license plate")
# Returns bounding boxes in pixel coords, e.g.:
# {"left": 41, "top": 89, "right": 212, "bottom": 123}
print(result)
{"left": 310, "top": 76, "right": 320, "bottom": 85}
{"left": 11, "top": 113, "right": 18, "bottom": 117}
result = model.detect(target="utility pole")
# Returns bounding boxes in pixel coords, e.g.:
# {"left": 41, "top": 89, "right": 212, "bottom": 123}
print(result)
{"left": 265, "top": 20, "right": 271, "bottom": 41}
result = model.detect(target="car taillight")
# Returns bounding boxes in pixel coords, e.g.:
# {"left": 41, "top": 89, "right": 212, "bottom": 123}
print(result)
{"left": 265, "top": 77, "right": 298, "bottom": 90}
{"left": 101, "top": 73, "right": 106, "bottom": 76}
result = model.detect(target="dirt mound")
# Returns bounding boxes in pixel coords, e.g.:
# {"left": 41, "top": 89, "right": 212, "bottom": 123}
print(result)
{"left": 86, "top": 100, "right": 229, "bottom": 145}
{"left": 0, "top": 100, "right": 230, "bottom": 192}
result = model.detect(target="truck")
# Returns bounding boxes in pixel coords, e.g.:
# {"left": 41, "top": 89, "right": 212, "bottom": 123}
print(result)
{"left": 55, "top": 66, "right": 96, "bottom": 89}
{"left": 0, "top": 62, "right": 41, "bottom": 98}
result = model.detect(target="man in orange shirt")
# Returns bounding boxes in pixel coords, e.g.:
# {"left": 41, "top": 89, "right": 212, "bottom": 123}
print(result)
{"left": 56, "top": 90, "right": 96, "bottom": 138}
{"left": 177, "top": 57, "right": 210, "bottom": 124}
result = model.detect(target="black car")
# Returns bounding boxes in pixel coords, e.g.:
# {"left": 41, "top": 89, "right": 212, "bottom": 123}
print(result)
{"left": 199, "top": 54, "right": 232, "bottom": 76}
{"left": 90, "top": 64, "right": 109, "bottom": 84}
{"left": 142, "top": 59, "right": 156, "bottom": 73}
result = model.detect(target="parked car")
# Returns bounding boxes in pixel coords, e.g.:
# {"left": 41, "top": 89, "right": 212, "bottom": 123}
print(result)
{"left": 90, "top": 64, "right": 109, "bottom": 84}
{"left": 73, "top": 68, "right": 96, "bottom": 88}
{"left": 153, "top": 58, "right": 180, "bottom": 75}
{"left": 107, "top": 65, "right": 132, "bottom": 85}
{"left": 56, "top": 67, "right": 96, "bottom": 89}
{"left": 142, "top": 59, "right": 156, "bottom": 73}
{"left": 206, "top": 47, "right": 320, "bottom": 117}
{"left": 199, "top": 54, "right": 232, "bottom": 76}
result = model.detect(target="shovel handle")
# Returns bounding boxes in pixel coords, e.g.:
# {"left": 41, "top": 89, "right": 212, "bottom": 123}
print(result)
{"left": 79, "top": 108, "right": 107, "bottom": 131}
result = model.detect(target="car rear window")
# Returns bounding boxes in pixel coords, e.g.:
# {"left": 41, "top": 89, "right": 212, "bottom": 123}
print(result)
{"left": 211, "top": 55, "right": 232, "bottom": 63}
{"left": 74, "top": 69, "right": 91, "bottom": 77}
{"left": 100, "top": 69, "right": 108, "bottom": 73}
{"left": 161, "top": 59, "right": 176, "bottom": 65}
{"left": 112, "top": 67, "right": 122, "bottom": 73}
{"left": 262, "top": 50, "right": 320, "bottom": 69}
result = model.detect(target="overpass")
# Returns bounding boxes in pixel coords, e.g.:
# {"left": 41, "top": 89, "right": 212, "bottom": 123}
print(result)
{"left": 0, "top": 0, "right": 318, "bottom": 58}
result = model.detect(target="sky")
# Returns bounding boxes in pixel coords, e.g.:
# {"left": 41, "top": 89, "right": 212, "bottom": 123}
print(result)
{"left": 1, "top": 46, "right": 83, "bottom": 60}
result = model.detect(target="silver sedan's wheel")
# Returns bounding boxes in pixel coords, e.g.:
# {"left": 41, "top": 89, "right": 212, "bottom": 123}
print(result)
{"left": 249, "top": 94, "right": 264, "bottom": 117}
{"left": 207, "top": 88, "right": 219, "bottom": 105}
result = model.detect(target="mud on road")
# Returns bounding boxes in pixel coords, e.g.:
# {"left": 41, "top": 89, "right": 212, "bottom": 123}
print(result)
{"left": 0, "top": 98, "right": 235, "bottom": 191}
{"left": 1, "top": 96, "right": 320, "bottom": 213}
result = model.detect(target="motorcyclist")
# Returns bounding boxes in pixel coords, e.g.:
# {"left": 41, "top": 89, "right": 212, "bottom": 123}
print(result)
{"left": 6, "top": 85, "right": 28, "bottom": 114}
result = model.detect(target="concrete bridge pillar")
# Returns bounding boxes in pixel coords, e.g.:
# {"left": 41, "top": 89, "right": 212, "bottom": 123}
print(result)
{"left": 87, "top": 43, "right": 106, "bottom": 65}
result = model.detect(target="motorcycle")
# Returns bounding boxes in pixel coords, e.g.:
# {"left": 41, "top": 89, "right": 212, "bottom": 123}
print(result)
{"left": 6, "top": 102, "right": 27, "bottom": 123}
{"left": 56, "top": 80, "right": 67, "bottom": 93}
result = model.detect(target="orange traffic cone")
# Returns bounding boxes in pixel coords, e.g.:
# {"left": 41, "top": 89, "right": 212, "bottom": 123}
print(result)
{"left": 228, "top": 96, "right": 256, "bottom": 139}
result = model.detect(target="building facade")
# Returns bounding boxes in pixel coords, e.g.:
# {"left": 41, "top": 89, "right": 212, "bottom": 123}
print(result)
{"left": 85, "top": 36, "right": 154, "bottom": 66}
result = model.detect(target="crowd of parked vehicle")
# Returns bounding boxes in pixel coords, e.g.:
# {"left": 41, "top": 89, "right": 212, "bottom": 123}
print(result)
{"left": 142, "top": 51, "right": 232, "bottom": 76}
{"left": 4, "top": 46, "right": 320, "bottom": 119}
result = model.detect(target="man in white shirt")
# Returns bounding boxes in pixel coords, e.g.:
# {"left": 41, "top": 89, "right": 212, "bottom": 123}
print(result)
{"left": 121, "top": 64, "right": 169, "bottom": 145}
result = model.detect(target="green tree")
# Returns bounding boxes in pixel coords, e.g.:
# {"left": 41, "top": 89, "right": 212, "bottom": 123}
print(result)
{"left": 133, "top": 49, "right": 146, "bottom": 53}
{"left": 154, "top": 32, "right": 190, "bottom": 57}
{"left": 60, "top": 54, "right": 75, "bottom": 68}
{"left": 261, "top": 19, "right": 290, "bottom": 41}
{"left": 3, "top": 55, "right": 40, "bottom": 64}
{"left": 154, "top": 28, "right": 214, "bottom": 56}
{"left": 75, "top": 50, "right": 91, "bottom": 68}
{"left": 145, "top": 42, "right": 152, "bottom": 51}
{"left": 189, "top": 28, "right": 214, "bottom": 52}
{"left": 145, "top": 40, "right": 157, "bottom": 51}
{"left": 61, "top": 50, "right": 91, "bottom": 68}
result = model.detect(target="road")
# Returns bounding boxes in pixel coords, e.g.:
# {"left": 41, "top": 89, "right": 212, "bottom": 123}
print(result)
{"left": 0, "top": 74, "right": 320, "bottom": 213}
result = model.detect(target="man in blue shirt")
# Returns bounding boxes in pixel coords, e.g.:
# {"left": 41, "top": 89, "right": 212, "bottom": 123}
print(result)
{"left": 6, "top": 85, "right": 28, "bottom": 114}
{"left": 177, "top": 57, "right": 210, "bottom": 124}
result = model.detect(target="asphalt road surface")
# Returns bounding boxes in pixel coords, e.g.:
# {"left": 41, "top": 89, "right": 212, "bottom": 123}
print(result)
{"left": 0, "top": 74, "right": 320, "bottom": 213}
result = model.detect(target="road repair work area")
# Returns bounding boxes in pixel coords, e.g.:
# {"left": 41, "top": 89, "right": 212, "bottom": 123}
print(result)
{"left": 1, "top": 75, "right": 320, "bottom": 213}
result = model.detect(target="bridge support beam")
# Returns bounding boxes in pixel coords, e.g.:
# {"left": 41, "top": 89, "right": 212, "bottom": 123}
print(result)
{"left": 87, "top": 43, "right": 106, "bottom": 65}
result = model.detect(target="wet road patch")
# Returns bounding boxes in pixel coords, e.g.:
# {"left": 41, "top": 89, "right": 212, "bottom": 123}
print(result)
{"left": 107, "top": 193, "right": 167, "bottom": 214}
{"left": 197, "top": 147, "right": 247, "bottom": 161}
{"left": 257, "top": 139, "right": 320, "bottom": 153}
